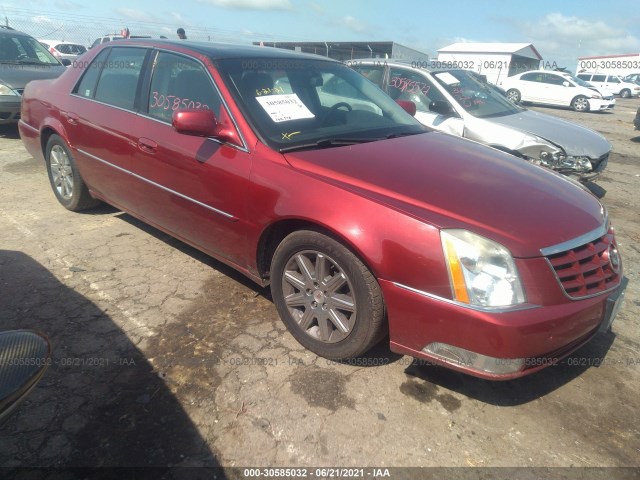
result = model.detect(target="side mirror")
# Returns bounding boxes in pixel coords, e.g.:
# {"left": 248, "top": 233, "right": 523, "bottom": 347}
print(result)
{"left": 60, "top": 58, "right": 71, "bottom": 67}
{"left": 562, "top": 81, "right": 570, "bottom": 87}
{"left": 429, "top": 100, "right": 454, "bottom": 116}
{"left": 396, "top": 100, "right": 416, "bottom": 116}
{"left": 172, "top": 109, "right": 240, "bottom": 144}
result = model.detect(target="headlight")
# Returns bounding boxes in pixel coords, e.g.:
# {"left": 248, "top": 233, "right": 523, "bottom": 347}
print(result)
{"left": 441, "top": 230, "right": 525, "bottom": 307}
{"left": 590, "top": 94, "right": 602, "bottom": 99}
{"left": 0, "top": 82, "right": 19, "bottom": 96}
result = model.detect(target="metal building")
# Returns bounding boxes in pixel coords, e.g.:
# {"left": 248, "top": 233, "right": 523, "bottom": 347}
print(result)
{"left": 576, "top": 53, "right": 640, "bottom": 77}
{"left": 437, "top": 42, "right": 542, "bottom": 84}
{"left": 252, "top": 41, "right": 430, "bottom": 62}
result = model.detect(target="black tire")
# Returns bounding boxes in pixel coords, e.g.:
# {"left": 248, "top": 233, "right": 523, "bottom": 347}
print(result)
{"left": 45, "top": 134, "right": 99, "bottom": 211}
{"left": 506, "top": 89, "right": 521, "bottom": 103}
{"left": 619, "top": 89, "right": 631, "bottom": 99}
{"left": 571, "top": 95, "right": 590, "bottom": 112}
{"left": 270, "top": 230, "right": 386, "bottom": 360}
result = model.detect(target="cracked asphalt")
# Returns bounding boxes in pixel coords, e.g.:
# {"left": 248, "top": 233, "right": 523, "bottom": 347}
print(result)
{"left": 0, "top": 99, "right": 639, "bottom": 473}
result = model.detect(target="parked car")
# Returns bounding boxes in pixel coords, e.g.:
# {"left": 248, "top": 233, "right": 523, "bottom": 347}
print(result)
{"left": 350, "top": 60, "right": 611, "bottom": 182}
{"left": 500, "top": 70, "right": 615, "bottom": 112}
{"left": 19, "top": 40, "right": 626, "bottom": 380}
{"left": 38, "top": 40, "right": 87, "bottom": 62}
{"left": 623, "top": 73, "right": 640, "bottom": 87}
{"left": 89, "top": 34, "right": 152, "bottom": 49}
{"left": 576, "top": 73, "right": 640, "bottom": 98}
{"left": 0, "top": 26, "right": 67, "bottom": 125}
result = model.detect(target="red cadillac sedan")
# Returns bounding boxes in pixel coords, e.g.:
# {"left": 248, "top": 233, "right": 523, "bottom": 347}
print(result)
{"left": 19, "top": 40, "right": 626, "bottom": 379}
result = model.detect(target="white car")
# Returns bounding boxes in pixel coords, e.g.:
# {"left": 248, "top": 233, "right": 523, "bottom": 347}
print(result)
{"left": 38, "top": 40, "right": 87, "bottom": 62}
{"left": 576, "top": 73, "right": 640, "bottom": 98}
{"left": 349, "top": 60, "right": 611, "bottom": 182}
{"left": 500, "top": 70, "right": 614, "bottom": 112}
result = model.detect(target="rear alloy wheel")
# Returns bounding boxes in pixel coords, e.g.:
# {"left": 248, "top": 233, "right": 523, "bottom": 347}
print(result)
{"left": 619, "top": 89, "right": 631, "bottom": 99}
{"left": 46, "top": 134, "right": 99, "bottom": 211}
{"left": 506, "top": 89, "right": 521, "bottom": 103}
{"left": 571, "top": 95, "right": 590, "bottom": 112}
{"left": 270, "top": 230, "right": 386, "bottom": 360}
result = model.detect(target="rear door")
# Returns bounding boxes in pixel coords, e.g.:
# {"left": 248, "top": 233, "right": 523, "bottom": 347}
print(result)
{"left": 66, "top": 46, "right": 149, "bottom": 204}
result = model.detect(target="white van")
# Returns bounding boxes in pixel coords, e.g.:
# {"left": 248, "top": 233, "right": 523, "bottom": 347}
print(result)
{"left": 576, "top": 73, "right": 640, "bottom": 98}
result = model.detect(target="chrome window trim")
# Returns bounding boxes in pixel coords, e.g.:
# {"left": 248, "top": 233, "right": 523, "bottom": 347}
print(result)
{"left": 392, "top": 282, "right": 540, "bottom": 313}
{"left": 76, "top": 148, "right": 238, "bottom": 221}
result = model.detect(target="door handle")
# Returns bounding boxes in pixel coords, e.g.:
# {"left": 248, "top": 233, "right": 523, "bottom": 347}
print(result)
{"left": 138, "top": 137, "right": 158, "bottom": 154}
{"left": 64, "top": 112, "right": 79, "bottom": 125}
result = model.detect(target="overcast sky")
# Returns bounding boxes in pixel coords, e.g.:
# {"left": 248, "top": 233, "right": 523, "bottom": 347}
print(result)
{"left": 1, "top": 0, "right": 639, "bottom": 67}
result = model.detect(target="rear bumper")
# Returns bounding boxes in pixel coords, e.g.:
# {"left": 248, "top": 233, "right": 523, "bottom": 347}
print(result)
{"left": 381, "top": 278, "right": 626, "bottom": 380}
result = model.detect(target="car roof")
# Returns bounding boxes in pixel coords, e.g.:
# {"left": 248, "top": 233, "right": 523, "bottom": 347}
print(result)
{"left": 40, "top": 39, "right": 85, "bottom": 45}
{"left": 104, "top": 39, "right": 342, "bottom": 63}
{"left": 0, "top": 26, "right": 33, "bottom": 38}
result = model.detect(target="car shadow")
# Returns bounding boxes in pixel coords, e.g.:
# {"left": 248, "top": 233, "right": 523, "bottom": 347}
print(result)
{"left": 0, "top": 250, "right": 226, "bottom": 474}
{"left": 631, "top": 136, "right": 640, "bottom": 143}
{"left": 114, "top": 212, "right": 272, "bottom": 300}
{"left": 403, "top": 331, "right": 616, "bottom": 406}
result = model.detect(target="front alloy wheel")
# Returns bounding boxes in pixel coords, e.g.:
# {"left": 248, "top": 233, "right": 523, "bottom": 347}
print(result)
{"left": 271, "top": 230, "right": 386, "bottom": 360}
{"left": 281, "top": 250, "right": 356, "bottom": 343}
{"left": 571, "top": 96, "right": 589, "bottom": 112}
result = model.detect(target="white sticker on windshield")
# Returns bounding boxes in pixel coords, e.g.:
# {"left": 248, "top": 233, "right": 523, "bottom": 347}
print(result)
{"left": 256, "top": 94, "right": 315, "bottom": 123}
{"left": 434, "top": 72, "right": 460, "bottom": 85}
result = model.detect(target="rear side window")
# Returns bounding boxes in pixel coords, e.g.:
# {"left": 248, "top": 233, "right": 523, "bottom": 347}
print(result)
{"left": 576, "top": 74, "right": 590, "bottom": 81}
{"left": 146, "top": 51, "right": 222, "bottom": 122}
{"left": 592, "top": 75, "right": 606, "bottom": 82}
{"left": 74, "top": 49, "right": 109, "bottom": 98}
{"left": 94, "top": 47, "right": 147, "bottom": 110}
{"left": 607, "top": 76, "right": 620, "bottom": 84}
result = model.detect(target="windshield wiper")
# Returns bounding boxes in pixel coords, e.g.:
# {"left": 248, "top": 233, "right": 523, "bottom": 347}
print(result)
{"left": 385, "top": 131, "right": 425, "bottom": 139}
{"left": 279, "top": 137, "right": 378, "bottom": 153}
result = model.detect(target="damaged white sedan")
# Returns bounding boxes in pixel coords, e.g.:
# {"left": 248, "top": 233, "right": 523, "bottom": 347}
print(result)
{"left": 349, "top": 60, "right": 611, "bottom": 182}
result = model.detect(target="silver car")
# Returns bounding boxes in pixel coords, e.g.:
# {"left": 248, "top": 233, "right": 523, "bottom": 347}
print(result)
{"left": 349, "top": 60, "right": 611, "bottom": 182}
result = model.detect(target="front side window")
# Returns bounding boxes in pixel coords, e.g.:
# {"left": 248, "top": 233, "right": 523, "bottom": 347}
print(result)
{"left": 93, "top": 47, "right": 147, "bottom": 110}
{"left": 592, "top": 75, "right": 606, "bottom": 82}
{"left": 216, "top": 58, "right": 424, "bottom": 152}
{"left": 433, "top": 70, "right": 520, "bottom": 118}
{"left": 388, "top": 67, "right": 445, "bottom": 113}
{"left": 146, "top": 51, "right": 222, "bottom": 122}
{"left": 521, "top": 72, "right": 542, "bottom": 82}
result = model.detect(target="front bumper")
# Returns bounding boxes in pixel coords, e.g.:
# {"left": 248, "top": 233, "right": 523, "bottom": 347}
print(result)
{"left": 587, "top": 98, "right": 613, "bottom": 111}
{"left": 0, "top": 100, "right": 21, "bottom": 125}
{"left": 381, "top": 277, "right": 626, "bottom": 380}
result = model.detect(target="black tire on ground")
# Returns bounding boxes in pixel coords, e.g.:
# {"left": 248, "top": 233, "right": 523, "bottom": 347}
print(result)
{"left": 270, "top": 230, "right": 386, "bottom": 360}
{"left": 45, "top": 134, "right": 100, "bottom": 211}
{"left": 619, "top": 89, "right": 631, "bottom": 99}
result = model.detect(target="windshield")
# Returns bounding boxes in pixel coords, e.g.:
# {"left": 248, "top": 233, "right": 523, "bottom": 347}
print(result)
{"left": 567, "top": 75, "right": 593, "bottom": 88}
{"left": 432, "top": 69, "right": 521, "bottom": 118}
{"left": 215, "top": 58, "right": 425, "bottom": 151}
{"left": 0, "top": 34, "right": 61, "bottom": 65}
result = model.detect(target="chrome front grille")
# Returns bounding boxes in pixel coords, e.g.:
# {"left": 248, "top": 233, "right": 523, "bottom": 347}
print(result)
{"left": 546, "top": 232, "right": 621, "bottom": 299}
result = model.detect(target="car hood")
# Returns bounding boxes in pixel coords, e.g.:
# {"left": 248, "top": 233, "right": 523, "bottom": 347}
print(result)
{"left": 284, "top": 133, "right": 605, "bottom": 258}
{"left": 489, "top": 109, "right": 611, "bottom": 158}
{"left": 0, "top": 64, "right": 66, "bottom": 89}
